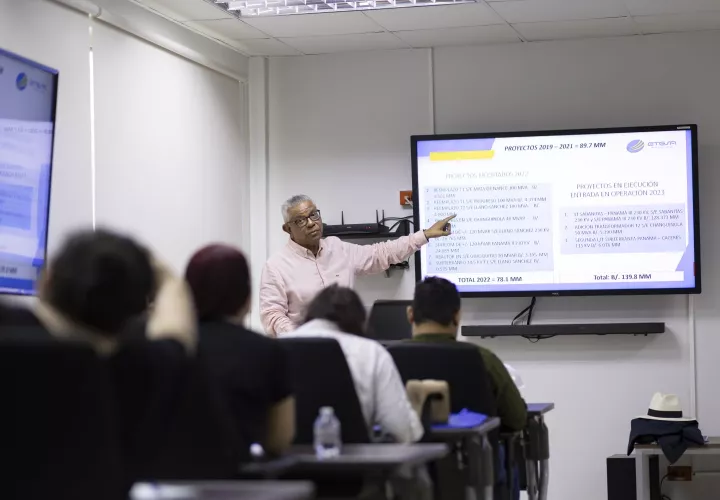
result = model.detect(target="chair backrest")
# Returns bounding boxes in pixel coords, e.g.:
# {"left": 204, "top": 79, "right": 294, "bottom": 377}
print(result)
{"left": 366, "top": 300, "right": 412, "bottom": 341}
{"left": 387, "top": 342, "right": 498, "bottom": 417}
{"left": 280, "top": 337, "right": 369, "bottom": 444}
{"left": 110, "top": 339, "right": 242, "bottom": 481}
{"left": 0, "top": 337, "right": 125, "bottom": 500}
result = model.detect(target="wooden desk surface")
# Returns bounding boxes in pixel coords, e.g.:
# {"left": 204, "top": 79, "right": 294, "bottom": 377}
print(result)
{"left": 130, "top": 481, "right": 314, "bottom": 500}
{"left": 289, "top": 443, "right": 448, "bottom": 472}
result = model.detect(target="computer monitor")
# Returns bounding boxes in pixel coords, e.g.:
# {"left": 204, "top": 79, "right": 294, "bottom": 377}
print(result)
{"left": 0, "top": 47, "right": 58, "bottom": 295}
{"left": 366, "top": 300, "right": 412, "bottom": 341}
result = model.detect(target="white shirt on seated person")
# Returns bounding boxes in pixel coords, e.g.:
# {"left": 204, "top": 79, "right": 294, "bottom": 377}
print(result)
{"left": 282, "top": 318, "right": 424, "bottom": 443}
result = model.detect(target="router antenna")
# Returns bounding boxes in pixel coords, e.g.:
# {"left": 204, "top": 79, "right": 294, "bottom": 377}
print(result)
{"left": 341, "top": 211, "right": 345, "bottom": 225}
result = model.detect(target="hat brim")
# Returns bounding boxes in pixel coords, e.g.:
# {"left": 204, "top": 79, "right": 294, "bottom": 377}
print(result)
{"left": 636, "top": 414, "right": 696, "bottom": 422}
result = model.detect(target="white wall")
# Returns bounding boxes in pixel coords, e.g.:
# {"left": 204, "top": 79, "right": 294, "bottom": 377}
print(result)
{"left": 265, "top": 30, "right": 720, "bottom": 500}
{"left": 93, "top": 21, "right": 246, "bottom": 273}
{"left": 0, "top": 0, "right": 93, "bottom": 253}
{"left": 268, "top": 49, "right": 432, "bottom": 304}
{"left": 1, "top": 0, "right": 248, "bottom": 280}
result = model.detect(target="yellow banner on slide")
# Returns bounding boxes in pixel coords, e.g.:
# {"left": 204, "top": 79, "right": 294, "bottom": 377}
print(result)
{"left": 430, "top": 150, "right": 495, "bottom": 161}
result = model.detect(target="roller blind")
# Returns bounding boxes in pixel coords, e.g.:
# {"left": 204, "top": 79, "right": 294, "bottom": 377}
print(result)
{"left": 92, "top": 21, "right": 246, "bottom": 271}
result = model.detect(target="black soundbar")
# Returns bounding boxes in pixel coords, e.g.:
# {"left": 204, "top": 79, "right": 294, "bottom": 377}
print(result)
{"left": 461, "top": 322, "right": 665, "bottom": 338}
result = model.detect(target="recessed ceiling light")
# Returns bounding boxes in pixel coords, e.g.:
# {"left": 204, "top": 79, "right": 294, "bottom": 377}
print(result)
{"left": 214, "top": 0, "right": 477, "bottom": 17}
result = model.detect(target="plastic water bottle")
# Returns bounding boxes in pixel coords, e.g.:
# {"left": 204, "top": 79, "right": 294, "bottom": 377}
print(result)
{"left": 314, "top": 406, "right": 341, "bottom": 459}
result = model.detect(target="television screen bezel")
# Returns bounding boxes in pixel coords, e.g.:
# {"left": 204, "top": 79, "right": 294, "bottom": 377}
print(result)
{"left": 411, "top": 124, "right": 701, "bottom": 298}
{"left": 0, "top": 47, "right": 59, "bottom": 296}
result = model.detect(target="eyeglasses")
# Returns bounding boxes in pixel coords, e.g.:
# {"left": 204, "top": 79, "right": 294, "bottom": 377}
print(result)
{"left": 291, "top": 209, "right": 321, "bottom": 227}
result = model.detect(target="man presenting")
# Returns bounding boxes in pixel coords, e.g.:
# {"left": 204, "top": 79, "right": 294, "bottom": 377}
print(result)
{"left": 260, "top": 195, "right": 455, "bottom": 336}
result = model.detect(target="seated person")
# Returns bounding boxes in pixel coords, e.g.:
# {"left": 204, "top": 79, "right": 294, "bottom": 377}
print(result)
{"left": 185, "top": 244, "right": 295, "bottom": 456}
{"left": 408, "top": 277, "right": 527, "bottom": 431}
{"left": 34, "top": 229, "right": 195, "bottom": 353}
{"left": 24, "top": 229, "right": 230, "bottom": 485}
{"left": 283, "top": 285, "right": 423, "bottom": 443}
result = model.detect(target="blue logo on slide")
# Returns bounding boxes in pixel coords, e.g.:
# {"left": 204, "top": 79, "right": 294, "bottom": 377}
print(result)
{"left": 626, "top": 140, "right": 644, "bottom": 153}
{"left": 16, "top": 72, "right": 27, "bottom": 91}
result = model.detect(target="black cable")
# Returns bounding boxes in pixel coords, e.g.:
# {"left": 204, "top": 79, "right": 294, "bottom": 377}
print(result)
{"left": 380, "top": 216, "right": 414, "bottom": 226}
{"left": 523, "top": 334, "right": 556, "bottom": 343}
{"left": 384, "top": 217, "right": 415, "bottom": 235}
{"left": 659, "top": 474, "right": 672, "bottom": 500}
{"left": 512, "top": 297, "right": 543, "bottom": 343}
{"left": 526, "top": 297, "right": 537, "bottom": 325}
{"left": 512, "top": 297, "right": 537, "bottom": 326}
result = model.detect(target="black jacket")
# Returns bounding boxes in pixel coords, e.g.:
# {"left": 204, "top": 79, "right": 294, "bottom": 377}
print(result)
{"left": 627, "top": 418, "right": 704, "bottom": 463}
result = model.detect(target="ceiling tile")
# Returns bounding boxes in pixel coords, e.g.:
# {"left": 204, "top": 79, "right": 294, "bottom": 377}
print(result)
{"left": 279, "top": 32, "right": 408, "bottom": 54}
{"left": 183, "top": 19, "right": 268, "bottom": 39}
{"left": 136, "top": 0, "right": 233, "bottom": 21}
{"left": 365, "top": 4, "right": 503, "bottom": 31}
{"left": 625, "top": 0, "right": 720, "bottom": 16}
{"left": 236, "top": 38, "right": 302, "bottom": 56}
{"left": 513, "top": 16, "right": 639, "bottom": 41}
{"left": 488, "top": 0, "right": 629, "bottom": 23}
{"left": 394, "top": 24, "right": 521, "bottom": 47}
{"left": 244, "top": 11, "right": 384, "bottom": 37}
{"left": 634, "top": 11, "right": 720, "bottom": 33}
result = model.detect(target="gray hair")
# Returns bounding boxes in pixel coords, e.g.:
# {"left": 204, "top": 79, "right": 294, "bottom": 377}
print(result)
{"left": 281, "top": 194, "right": 313, "bottom": 222}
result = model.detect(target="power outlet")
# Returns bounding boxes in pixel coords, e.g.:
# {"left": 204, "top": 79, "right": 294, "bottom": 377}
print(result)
{"left": 400, "top": 190, "right": 413, "bottom": 206}
{"left": 667, "top": 465, "right": 692, "bottom": 481}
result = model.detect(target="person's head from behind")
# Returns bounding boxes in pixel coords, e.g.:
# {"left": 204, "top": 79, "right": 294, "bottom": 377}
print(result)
{"left": 185, "top": 244, "right": 251, "bottom": 322}
{"left": 281, "top": 194, "right": 323, "bottom": 250}
{"left": 407, "top": 277, "right": 461, "bottom": 336}
{"left": 304, "top": 284, "right": 367, "bottom": 336}
{"left": 41, "top": 229, "right": 155, "bottom": 335}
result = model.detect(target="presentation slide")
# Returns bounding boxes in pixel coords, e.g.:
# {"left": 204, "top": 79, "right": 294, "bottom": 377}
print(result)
{"left": 0, "top": 48, "right": 56, "bottom": 295}
{"left": 415, "top": 128, "right": 697, "bottom": 294}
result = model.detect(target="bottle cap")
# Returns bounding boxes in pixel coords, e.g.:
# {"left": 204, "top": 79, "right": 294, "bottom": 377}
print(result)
{"left": 320, "top": 406, "right": 334, "bottom": 416}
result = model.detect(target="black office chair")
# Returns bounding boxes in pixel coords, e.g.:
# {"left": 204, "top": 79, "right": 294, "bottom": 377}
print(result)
{"left": 112, "top": 343, "right": 243, "bottom": 482}
{"left": 366, "top": 300, "right": 413, "bottom": 341}
{"left": 387, "top": 342, "right": 497, "bottom": 416}
{"left": 0, "top": 338, "right": 126, "bottom": 500}
{"left": 280, "top": 337, "right": 369, "bottom": 444}
{"left": 387, "top": 342, "right": 510, "bottom": 500}
{"left": 280, "top": 337, "right": 377, "bottom": 498}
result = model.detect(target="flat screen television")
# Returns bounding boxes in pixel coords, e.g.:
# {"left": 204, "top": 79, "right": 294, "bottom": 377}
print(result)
{"left": 411, "top": 125, "right": 700, "bottom": 297}
{"left": 0, "top": 47, "right": 58, "bottom": 295}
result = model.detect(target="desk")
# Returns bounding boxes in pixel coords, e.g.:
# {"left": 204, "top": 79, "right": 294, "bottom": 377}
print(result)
{"left": 239, "top": 455, "right": 299, "bottom": 479}
{"left": 527, "top": 403, "right": 554, "bottom": 415}
{"left": 289, "top": 443, "right": 448, "bottom": 474}
{"left": 430, "top": 415, "right": 500, "bottom": 440}
{"left": 526, "top": 403, "right": 554, "bottom": 500}
{"left": 429, "top": 417, "right": 500, "bottom": 500}
{"left": 635, "top": 438, "right": 719, "bottom": 500}
{"left": 130, "top": 481, "right": 315, "bottom": 500}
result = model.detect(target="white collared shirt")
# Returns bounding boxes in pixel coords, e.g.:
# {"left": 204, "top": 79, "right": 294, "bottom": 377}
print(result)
{"left": 283, "top": 319, "right": 424, "bottom": 443}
